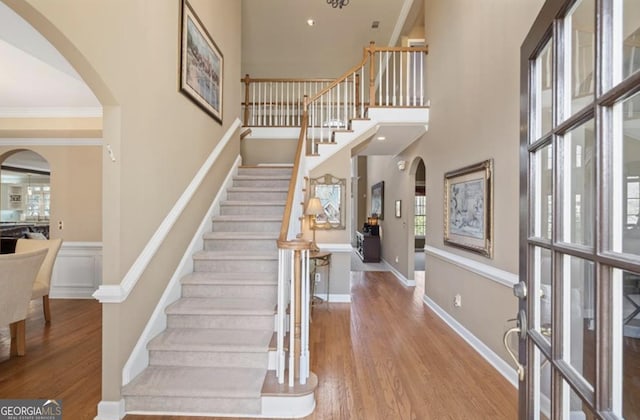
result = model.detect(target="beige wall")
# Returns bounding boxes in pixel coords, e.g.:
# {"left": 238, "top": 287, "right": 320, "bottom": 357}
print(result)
{"left": 5, "top": 0, "right": 242, "bottom": 402}
{"left": 419, "top": 0, "right": 543, "bottom": 362}
{"left": 241, "top": 138, "right": 297, "bottom": 165}
{"left": 0, "top": 146, "right": 102, "bottom": 242}
{"left": 0, "top": 117, "right": 102, "bottom": 138}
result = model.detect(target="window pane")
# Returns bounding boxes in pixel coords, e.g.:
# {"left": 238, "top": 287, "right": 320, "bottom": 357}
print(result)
{"left": 414, "top": 195, "right": 426, "bottom": 236}
{"left": 563, "top": 255, "right": 595, "bottom": 386}
{"left": 621, "top": 0, "right": 640, "bottom": 81}
{"left": 613, "top": 269, "right": 640, "bottom": 419}
{"left": 534, "top": 40, "right": 554, "bottom": 140}
{"left": 561, "top": 119, "right": 595, "bottom": 246}
{"left": 533, "top": 144, "right": 553, "bottom": 240}
{"left": 565, "top": 0, "right": 595, "bottom": 117}
{"left": 563, "top": 380, "right": 597, "bottom": 419}
{"left": 612, "top": 91, "right": 640, "bottom": 255}
{"left": 536, "top": 349, "right": 552, "bottom": 420}
{"left": 534, "top": 247, "right": 553, "bottom": 343}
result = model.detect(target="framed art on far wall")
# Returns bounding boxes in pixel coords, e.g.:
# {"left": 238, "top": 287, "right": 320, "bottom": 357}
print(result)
{"left": 371, "top": 181, "right": 384, "bottom": 220}
{"left": 180, "top": 0, "right": 223, "bottom": 123}
{"left": 444, "top": 159, "right": 493, "bottom": 258}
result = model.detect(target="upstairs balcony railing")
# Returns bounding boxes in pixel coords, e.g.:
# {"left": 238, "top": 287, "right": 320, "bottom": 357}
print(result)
{"left": 242, "top": 42, "right": 428, "bottom": 153}
{"left": 264, "top": 42, "right": 428, "bottom": 387}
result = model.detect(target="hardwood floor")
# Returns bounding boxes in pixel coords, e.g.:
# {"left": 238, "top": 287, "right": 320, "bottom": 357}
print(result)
{"left": 0, "top": 272, "right": 518, "bottom": 420}
{"left": 0, "top": 298, "right": 101, "bottom": 420}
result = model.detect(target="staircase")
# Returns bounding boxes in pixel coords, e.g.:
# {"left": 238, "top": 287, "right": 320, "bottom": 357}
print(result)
{"left": 122, "top": 166, "right": 292, "bottom": 416}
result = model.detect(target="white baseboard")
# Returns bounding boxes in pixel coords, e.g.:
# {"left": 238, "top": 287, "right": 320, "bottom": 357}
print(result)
{"left": 382, "top": 258, "right": 416, "bottom": 287}
{"left": 94, "top": 399, "right": 125, "bottom": 420}
{"left": 50, "top": 242, "right": 102, "bottom": 299}
{"left": 262, "top": 393, "right": 316, "bottom": 418}
{"left": 326, "top": 294, "right": 351, "bottom": 303}
{"left": 121, "top": 156, "right": 241, "bottom": 386}
{"left": 422, "top": 294, "right": 519, "bottom": 388}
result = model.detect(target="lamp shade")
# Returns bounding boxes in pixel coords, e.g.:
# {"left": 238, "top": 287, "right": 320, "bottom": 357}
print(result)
{"left": 305, "top": 197, "right": 324, "bottom": 216}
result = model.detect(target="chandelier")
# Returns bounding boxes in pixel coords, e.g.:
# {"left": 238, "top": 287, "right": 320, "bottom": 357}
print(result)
{"left": 327, "top": 0, "right": 349, "bottom": 8}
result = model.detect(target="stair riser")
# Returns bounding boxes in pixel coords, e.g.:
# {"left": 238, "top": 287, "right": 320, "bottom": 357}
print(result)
{"left": 211, "top": 220, "right": 281, "bottom": 232}
{"left": 204, "top": 238, "right": 278, "bottom": 252}
{"left": 167, "top": 314, "right": 274, "bottom": 330}
{"left": 227, "top": 191, "right": 288, "bottom": 201}
{"left": 238, "top": 168, "right": 292, "bottom": 177}
{"left": 125, "top": 396, "right": 261, "bottom": 414}
{"left": 220, "top": 204, "right": 285, "bottom": 216}
{"left": 182, "top": 284, "right": 277, "bottom": 300}
{"left": 194, "top": 259, "right": 278, "bottom": 272}
{"left": 149, "top": 350, "right": 268, "bottom": 369}
{"left": 233, "top": 179, "right": 290, "bottom": 188}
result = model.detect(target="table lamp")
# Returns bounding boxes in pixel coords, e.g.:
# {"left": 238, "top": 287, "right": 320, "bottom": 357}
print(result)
{"left": 305, "top": 197, "right": 324, "bottom": 252}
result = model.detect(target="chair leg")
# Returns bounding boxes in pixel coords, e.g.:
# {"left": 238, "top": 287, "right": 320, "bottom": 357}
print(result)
{"left": 43, "top": 295, "right": 51, "bottom": 323}
{"left": 9, "top": 320, "right": 26, "bottom": 356}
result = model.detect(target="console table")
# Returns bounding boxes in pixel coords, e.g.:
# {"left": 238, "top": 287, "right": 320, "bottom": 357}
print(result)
{"left": 355, "top": 231, "right": 380, "bottom": 263}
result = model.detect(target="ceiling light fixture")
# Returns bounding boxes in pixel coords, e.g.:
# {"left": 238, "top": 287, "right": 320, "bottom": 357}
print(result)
{"left": 307, "top": 19, "right": 315, "bottom": 26}
{"left": 376, "top": 136, "right": 386, "bottom": 141}
{"left": 327, "top": 0, "right": 349, "bottom": 9}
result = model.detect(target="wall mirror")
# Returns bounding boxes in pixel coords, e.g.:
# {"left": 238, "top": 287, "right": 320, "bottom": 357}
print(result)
{"left": 309, "top": 173, "right": 346, "bottom": 230}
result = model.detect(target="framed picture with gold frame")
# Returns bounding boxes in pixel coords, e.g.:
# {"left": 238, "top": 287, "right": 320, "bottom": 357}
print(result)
{"left": 444, "top": 159, "right": 493, "bottom": 258}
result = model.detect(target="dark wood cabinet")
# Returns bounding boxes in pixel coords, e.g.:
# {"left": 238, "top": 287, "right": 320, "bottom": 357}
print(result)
{"left": 355, "top": 231, "right": 380, "bottom": 263}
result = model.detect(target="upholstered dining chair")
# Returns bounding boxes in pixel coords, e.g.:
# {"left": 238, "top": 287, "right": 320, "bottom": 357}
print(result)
{"left": 0, "top": 248, "right": 47, "bottom": 356}
{"left": 15, "top": 238, "right": 63, "bottom": 323}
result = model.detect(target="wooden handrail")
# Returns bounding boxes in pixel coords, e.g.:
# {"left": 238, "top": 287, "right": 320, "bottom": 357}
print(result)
{"left": 306, "top": 53, "right": 370, "bottom": 108}
{"left": 369, "top": 45, "right": 429, "bottom": 53}
{"left": 279, "top": 108, "right": 309, "bottom": 242}
{"left": 241, "top": 76, "right": 338, "bottom": 84}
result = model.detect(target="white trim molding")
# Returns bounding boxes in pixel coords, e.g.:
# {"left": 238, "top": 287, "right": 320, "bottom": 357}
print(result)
{"left": 326, "top": 294, "right": 351, "bottom": 303}
{"left": 317, "top": 243, "right": 352, "bottom": 253}
{"left": 93, "top": 118, "right": 242, "bottom": 303}
{"left": 94, "top": 399, "right": 125, "bottom": 420}
{"left": 0, "top": 106, "right": 103, "bottom": 118}
{"left": 422, "top": 294, "right": 519, "bottom": 389}
{"left": 121, "top": 156, "right": 241, "bottom": 386}
{"left": 50, "top": 241, "right": 102, "bottom": 299}
{"left": 0, "top": 138, "right": 102, "bottom": 146}
{"left": 425, "top": 246, "right": 518, "bottom": 288}
{"left": 382, "top": 258, "right": 416, "bottom": 287}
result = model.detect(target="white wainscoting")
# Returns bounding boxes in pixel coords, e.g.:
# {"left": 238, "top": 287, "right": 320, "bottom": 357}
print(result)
{"left": 50, "top": 241, "right": 102, "bottom": 299}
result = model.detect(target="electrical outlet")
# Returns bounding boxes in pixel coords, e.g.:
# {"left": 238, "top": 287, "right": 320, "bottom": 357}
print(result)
{"left": 395, "top": 256, "right": 399, "bottom": 263}
{"left": 58, "top": 220, "right": 64, "bottom": 230}
{"left": 454, "top": 294, "right": 462, "bottom": 307}
{"left": 315, "top": 273, "right": 321, "bottom": 284}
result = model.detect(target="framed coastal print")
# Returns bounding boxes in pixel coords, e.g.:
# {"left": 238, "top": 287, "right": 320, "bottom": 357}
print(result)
{"left": 444, "top": 159, "right": 493, "bottom": 257}
{"left": 180, "top": 0, "right": 223, "bottom": 123}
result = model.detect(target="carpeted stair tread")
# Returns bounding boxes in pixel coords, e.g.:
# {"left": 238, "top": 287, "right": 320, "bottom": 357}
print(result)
{"left": 227, "top": 187, "right": 288, "bottom": 192}
{"left": 123, "top": 366, "right": 266, "bottom": 399}
{"left": 149, "top": 328, "right": 272, "bottom": 352}
{"left": 193, "top": 250, "right": 277, "bottom": 260}
{"left": 221, "top": 200, "right": 285, "bottom": 205}
{"left": 212, "top": 215, "right": 283, "bottom": 222}
{"left": 203, "top": 231, "right": 279, "bottom": 240}
{"left": 233, "top": 175, "right": 291, "bottom": 181}
{"left": 182, "top": 272, "right": 277, "bottom": 285}
{"left": 167, "top": 297, "right": 276, "bottom": 315}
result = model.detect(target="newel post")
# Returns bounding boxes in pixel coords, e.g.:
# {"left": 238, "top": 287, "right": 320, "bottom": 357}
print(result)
{"left": 243, "top": 74, "right": 251, "bottom": 126}
{"left": 368, "top": 41, "right": 376, "bottom": 107}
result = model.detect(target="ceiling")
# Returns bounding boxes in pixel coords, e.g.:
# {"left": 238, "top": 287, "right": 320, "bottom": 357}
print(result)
{"left": 0, "top": 0, "right": 424, "bottom": 155}
{"left": 241, "top": 0, "right": 420, "bottom": 78}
